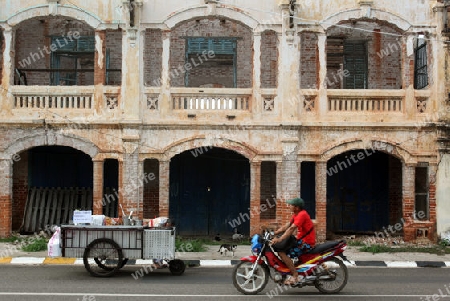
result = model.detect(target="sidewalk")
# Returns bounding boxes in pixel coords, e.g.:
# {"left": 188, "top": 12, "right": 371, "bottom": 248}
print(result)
{"left": 1, "top": 243, "right": 450, "bottom": 268}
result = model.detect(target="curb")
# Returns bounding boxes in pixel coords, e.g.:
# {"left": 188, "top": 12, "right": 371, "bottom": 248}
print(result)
{"left": 0, "top": 258, "right": 449, "bottom": 268}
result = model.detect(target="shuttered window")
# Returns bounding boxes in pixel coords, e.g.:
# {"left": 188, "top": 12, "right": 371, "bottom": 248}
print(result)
{"left": 414, "top": 38, "right": 428, "bottom": 90}
{"left": 343, "top": 42, "right": 367, "bottom": 89}
{"left": 187, "top": 38, "right": 235, "bottom": 55}
{"left": 50, "top": 36, "right": 96, "bottom": 85}
{"left": 185, "top": 37, "right": 237, "bottom": 87}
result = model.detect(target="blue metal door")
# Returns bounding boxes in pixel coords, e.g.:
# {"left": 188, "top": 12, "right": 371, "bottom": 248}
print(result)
{"left": 326, "top": 150, "right": 389, "bottom": 233}
{"left": 169, "top": 148, "right": 250, "bottom": 236}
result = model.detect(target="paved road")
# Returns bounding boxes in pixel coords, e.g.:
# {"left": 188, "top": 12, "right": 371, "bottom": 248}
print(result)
{"left": 0, "top": 265, "right": 448, "bottom": 300}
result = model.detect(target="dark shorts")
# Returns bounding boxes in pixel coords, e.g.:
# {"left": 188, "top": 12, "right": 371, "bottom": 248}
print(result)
{"left": 272, "top": 235, "right": 298, "bottom": 252}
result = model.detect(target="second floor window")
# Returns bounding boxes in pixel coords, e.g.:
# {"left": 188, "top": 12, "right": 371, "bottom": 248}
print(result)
{"left": 414, "top": 37, "right": 428, "bottom": 90}
{"left": 343, "top": 41, "right": 368, "bottom": 89}
{"left": 50, "top": 36, "right": 95, "bottom": 86}
{"left": 185, "top": 38, "right": 237, "bottom": 88}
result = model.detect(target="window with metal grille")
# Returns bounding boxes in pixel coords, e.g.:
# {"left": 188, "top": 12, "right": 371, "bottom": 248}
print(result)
{"left": 343, "top": 41, "right": 368, "bottom": 89}
{"left": 415, "top": 166, "right": 429, "bottom": 220}
{"left": 414, "top": 38, "right": 428, "bottom": 90}
{"left": 185, "top": 37, "right": 237, "bottom": 88}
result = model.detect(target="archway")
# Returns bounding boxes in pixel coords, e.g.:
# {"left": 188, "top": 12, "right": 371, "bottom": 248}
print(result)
{"left": 169, "top": 147, "right": 250, "bottom": 236}
{"left": 326, "top": 149, "right": 402, "bottom": 234}
{"left": 13, "top": 145, "right": 93, "bottom": 233}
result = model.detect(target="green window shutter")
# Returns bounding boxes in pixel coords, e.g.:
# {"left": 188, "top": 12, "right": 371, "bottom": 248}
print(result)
{"left": 344, "top": 42, "right": 367, "bottom": 89}
{"left": 77, "top": 36, "right": 95, "bottom": 52}
{"left": 187, "top": 38, "right": 236, "bottom": 55}
{"left": 414, "top": 42, "right": 428, "bottom": 89}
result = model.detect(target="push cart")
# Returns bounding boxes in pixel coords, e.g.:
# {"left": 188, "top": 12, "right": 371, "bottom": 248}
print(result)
{"left": 61, "top": 225, "right": 186, "bottom": 277}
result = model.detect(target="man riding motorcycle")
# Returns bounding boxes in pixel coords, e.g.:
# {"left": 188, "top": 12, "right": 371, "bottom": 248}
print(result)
{"left": 270, "top": 197, "right": 315, "bottom": 286}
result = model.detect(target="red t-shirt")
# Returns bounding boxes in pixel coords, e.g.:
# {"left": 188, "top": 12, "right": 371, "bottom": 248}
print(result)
{"left": 290, "top": 210, "right": 315, "bottom": 247}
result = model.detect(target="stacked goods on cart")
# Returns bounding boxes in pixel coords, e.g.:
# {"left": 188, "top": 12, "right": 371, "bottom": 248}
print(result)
{"left": 147, "top": 216, "right": 171, "bottom": 227}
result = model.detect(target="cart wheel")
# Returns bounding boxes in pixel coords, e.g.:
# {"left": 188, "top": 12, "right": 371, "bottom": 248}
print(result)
{"left": 83, "top": 238, "right": 123, "bottom": 277}
{"left": 94, "top": 258, "right": 128, "bottom": 270}
{"left": 120, "top": 258, "right": 129, "bottom": 268}
{"left": 169, "top": 259, "right": 185, "bottom": 276}
{"left": 94, "top": 258, "right": 114, "bottom": 271}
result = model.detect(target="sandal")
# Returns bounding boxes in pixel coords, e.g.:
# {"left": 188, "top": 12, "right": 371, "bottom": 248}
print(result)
{"left": 283, "top": 276, "right": 298, "bottom": 286}
{"left": 284, "top": 275, "right": 304, "bottom": 286}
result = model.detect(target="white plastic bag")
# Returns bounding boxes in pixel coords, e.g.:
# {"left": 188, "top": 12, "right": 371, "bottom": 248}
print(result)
{"left": 47, "top": 226, "right": 61, "bottom": 257}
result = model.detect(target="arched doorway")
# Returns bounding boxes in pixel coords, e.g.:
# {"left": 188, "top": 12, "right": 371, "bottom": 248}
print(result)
{"left": 12, "top": 146, "right": 93, "bottom": 233}
{"left": 326, "top": 150, "right": 402, "bottom": 234}
{"left": 169, "top": 147, "right": 250, "bottom": 236}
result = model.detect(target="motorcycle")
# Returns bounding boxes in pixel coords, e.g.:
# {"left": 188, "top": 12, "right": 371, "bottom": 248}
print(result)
{"left": 232, "top": 230, "right": 350, "bottom": 295}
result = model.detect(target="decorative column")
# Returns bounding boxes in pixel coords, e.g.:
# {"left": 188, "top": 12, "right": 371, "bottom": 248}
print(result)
{"left": 402, "top": 164, "right": 415, "bottom": 241}
{"left": 278, "top": 1, "right": 300, "bottom": 120}
{"left": 92, "top": 159, "right": 104, "bottom": 215}
{"left": 252, "top": 32, "right": 262, "bottom": 117}
{"left": 137, "top": 159, "right": 144, "bottom": 219}
{"left": 121, "top": 135, "right": 140, "bottom": 218}
{"left": 315, "top": 161, "right": 327, "bottom": 241}
{"left": 1, "top": 26, "right": 14, "bottom": 115}
{"left": 159, "top": 30, "right": 171, "bottom": 116}
{"left": 121, "top": 0, "right": 143, "bottom": 122}
{"left": 0, "top": 159, "right": 13, "bottom": 237}
{"left": 250, "top": 161, "right": 261, "bottom": 234}
{"left": 279, "top": 137, "right": 300, "bottom": 224}
{"left": 317, "top": 33, "right": 327, "bottom": 116}
{"left": 159, "top": 160, "right": 170, "bottom": 217}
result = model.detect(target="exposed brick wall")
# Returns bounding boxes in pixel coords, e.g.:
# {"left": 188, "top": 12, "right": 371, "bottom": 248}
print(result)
{"left": 12, "top": 151, "right": 28, "bottom": 231}
{"left": 187, "top": 64, "right": 234, "bottom": 88}
{"left": 144, "top": 29, "right": 162, "bottom": 86}
{"left": 326, "top": 21, "right": 402, "bottom": 89}
{"left": 143, "top": 159, "right": 159, "bottom": 218}
{"left": 249, "top": 162, "right": 261, "bottom": 235}
{"left": 169, "top": 18, "right": 252, "bottom": 88}
{"left": 261, "top": 30, "right": 278, "bottom": 88}
{"left": 92, "top": 160, "right": 103, "bottom": 215}
{"left": 404, "top": 165, "right": 437, "bottom": 243}
{"left": 315, "top": 162, "right": 327, "bottom": 242}
{"left": 260, "top": 161, "right": 276, "bottom": 219}
{"left": 0, "top": 196, "right": 12, "bottom": 237}
{"left": 388, "top": 156, "right": 403, "bottom": 225}
{"left": 15, "top": 18, "right": 94, "bottom": 85}
{"left": 106, "top": 30, "right": 122, "bottom": 85}
{"left": 159, "top": 161, "right": 170, "bottom": 217}
{"left": 299, "top": 32, "right": 318, "bottom": 89}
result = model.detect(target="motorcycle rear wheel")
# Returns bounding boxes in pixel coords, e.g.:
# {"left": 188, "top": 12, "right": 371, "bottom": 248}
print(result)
{"left": 314, "top": 257, "right": 348, "bottom": 294}
{"left": 232, "top": 261, "right": 269, "bottom": 295}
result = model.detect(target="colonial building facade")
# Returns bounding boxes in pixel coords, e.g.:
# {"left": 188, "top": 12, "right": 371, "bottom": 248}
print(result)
{"left": 0, "top": 0, "right": 448, "bottom": 242}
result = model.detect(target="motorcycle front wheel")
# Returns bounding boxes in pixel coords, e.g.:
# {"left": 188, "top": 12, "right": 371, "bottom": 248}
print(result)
{"left": 314, "top": 257, "right": 348, "bottom": 294}
{"left": 232, "top": 261, "right": 269, "bottom": 295}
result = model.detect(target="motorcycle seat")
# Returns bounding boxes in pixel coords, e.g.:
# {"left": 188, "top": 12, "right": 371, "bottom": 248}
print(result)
{"left": 307, "top": 240, "right": 344, "bottom": 254}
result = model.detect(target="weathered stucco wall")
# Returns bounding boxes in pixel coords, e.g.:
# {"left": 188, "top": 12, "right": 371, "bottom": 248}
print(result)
{"left": 0, "top": 0, "right": 447, "bottom": 241}
{"left": 437, "top": 154, "right": 450, "bottom": 236}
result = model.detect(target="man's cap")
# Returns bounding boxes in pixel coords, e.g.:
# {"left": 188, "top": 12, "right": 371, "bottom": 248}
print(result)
{"left": 286, "top": 197, "right": 305, "bottom": 207}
